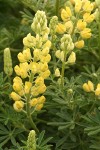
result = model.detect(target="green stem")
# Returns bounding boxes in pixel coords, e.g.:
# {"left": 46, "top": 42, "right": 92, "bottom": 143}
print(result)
{"left": 61, "top": 61, "right": 65, "bottom": 88}
{"left": 26, "top": 73, "right": 39, "bottom": 133}
{"left": 55, "top": 0, "right": 60, "bottom": 17}
{"left": 26, "top": 96, "right": 39, "bottom": 133}
{"left": 61, "top": 50, "right": 67, "bottom": 88}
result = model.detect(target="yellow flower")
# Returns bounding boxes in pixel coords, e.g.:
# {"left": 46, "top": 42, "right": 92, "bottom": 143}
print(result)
{"left": 10, "top": 92, "right": 21, "bottom": 101}
{"left": 30, "top": 98, "right": 38, "bottom": 107}
{"left": 83, "top": 13, "right": 95, "bottom": 23}
{"left": 13, "top": 82, "right": 23, "bottom": 92}
{"left": 88, "top": 80, "right": 94, "bottom": 91}
{"left": 23, "top": 48, "right": 32, "bottom": 61}
{"left": 77, "top": 20, "right": 87, "bottom": 31}
{"left": 30, "top": 62, "right": 39, "bottom": 74}
{"left": 83, "top": 83, "right": 91, "bottom": 92}
{"left": 17, "top": 52, "right": 26, "bottom": 63}
{"left": 40, "top": 62, "right": 48, "bottom": 72}
{"left": 43, "top": 40, "right": 51, "bottom": 49}
{"left": 35, "top": 77, "right": 44, "bottom": 85}
{"left": 60, "top": 51, "right": 64, "bottom": 62}
{"left": 61, "top": 7, "right": 72, "bottom": 22}
{"left": 20, "top": 62, "right": 29, "bottom": 71}
{"left": 40, "top": 69, "right": 50, "bottom": 79}
{"left": 38, "top": 96, "right": 46, "bottom": 104}
{"left": 24, "top": 82, "right": 32, "bottom": 94}
{"left": 14, "top": 65, "right": 21, "bottom": 76}
{"left": 40, "top": 54, "right": 51, "bottom": 63}
{"left": 70, "top": 0, "right": 75, "bottom": 5}
{"left": 80, "top": 28, "right": 91, "bottom": 39}
{"left": 55, "top": 68, "right": 60, "bottom": 77}
{"left": 42, "top": 48, "right": 49, "bottom": 56}
{"left": 75, "top": 40, "right": 84, "bottom": 49}
{"left": 95, "top": 83, "right": 100, "bottom": 96}
{"left": 67, "top": 52, "right": 76, "bottom": 64}
{"left": 20, "top": 68, "right": 28, "bottom": 78}
{"left": 37, "top": 84, "right": 46, "bottom": 94}
{"left": 65, "top": 21, "right": 73, "bottom": 34}
{"left": 83, "top": 80, "right": 94, "bottom": 92}
{"left": 35, "top": 104, "right": 44, "bottom": 111}
{"left": 13, "top": 76, "right": 22, "bottom": 84}
{"left": 55, "top": 50, "right": 61, "bottom": 59}
{"left": 75, "top": 0, "right": 82, "bottom": 13}
{"left": 18, "top": 62, "right": 29, "bottom": 78}
{"left": 56, "top": 23, "right": 66, "bottom": 34}
{"left": 31, "top": 86, "right": 39, "bottom": 96}
{"left": 83, "top": 1, "right": 94, "bottom": 13}
{"left": 95, "top": 88, "right": 100, "bottom": 96}
{"left": 13, "top": 101, "right": 24, "bottom": 112}
{"left": 33, "top": 49, "right": 41, "bottom": 61}
{"left": 18, "top": 90, "right": 25, "bottom": 96}
{"left": 23, "top": 33, "right": 36, "bottom": 48}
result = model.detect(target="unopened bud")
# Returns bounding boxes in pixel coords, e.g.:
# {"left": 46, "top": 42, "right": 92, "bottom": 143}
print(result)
{"left": 4, "top": 48, "right": 13, "bottom": 76}
{"left": 27, "top": 130, "right": 36, "bottom": 150}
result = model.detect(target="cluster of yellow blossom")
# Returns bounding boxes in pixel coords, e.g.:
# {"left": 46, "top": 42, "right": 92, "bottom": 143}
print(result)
{"left": 56, "top": 0, "right": 95, "bottom": 49}
{"left": 55, "top": 34, "right": 76, "bottom": 77}
{"left": 83, "top": 80, "right": 100, "bottom": 96}
{"left": 10, "top": 11, "right": 51, "bottom": 112}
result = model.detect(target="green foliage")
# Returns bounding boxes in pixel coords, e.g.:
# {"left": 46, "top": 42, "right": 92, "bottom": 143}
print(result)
{"left": 0, "top": 0, "right": 100, "bottom": 150}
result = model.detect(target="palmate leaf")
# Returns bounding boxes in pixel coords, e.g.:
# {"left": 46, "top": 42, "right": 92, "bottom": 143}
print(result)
{"left": 83, "top": 109, "right": 100, "bottom": 136}
{"left": 37, "top": 130, "right": 53, "bottom": 150}
{"left": 0, "top": 123, "right": 25, "bottom": 148}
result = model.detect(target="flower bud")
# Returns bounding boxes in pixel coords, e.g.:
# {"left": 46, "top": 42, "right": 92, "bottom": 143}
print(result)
{"left": 55, "top": 50, "right": 61, "bottom": 59}
{"left": 27, "top": 130, "right": 36, "bottom": 150}
{"left": 24, "top": 82, "right": 32, "bottom": 94}
{"left": 31, "top": 10, "right": 48, "bottom": 35}
{"left": 4, "top": 48, "right": 13, "bottom": 76}
{"left": 55, "top": 68, "right": 60, "bottom": 77}
{"left": 67, "top": 52, "right": 76, "bottom": 64}
{"left": 49, "top": 16, "right": 58, "bottom": 34}
{"left": 60, "top": 34, "right": 74, "bottom": 51}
